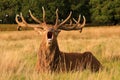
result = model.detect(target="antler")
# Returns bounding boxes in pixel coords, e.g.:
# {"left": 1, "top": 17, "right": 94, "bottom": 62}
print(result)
{"left": 28, "top": 7, "right": 72, "bottom": 30}
{"left": 29, "top": 10, "right": 42, "bottom": 24}
{"left": 57, "top": 15, "right": 86, "bottom": 32}
{"left": 53, "top": 8, "right": 86, "bottom": 32}
{"left": 15, "top": 7, "right": 86, "bottom": 32}
{"left": 54, "top": 9, "right": 72, "bottom": 29}
{"left": 15, "top": 13, "right": 43, "bottom": 29}
{"left": 15, "top": 7, "right": 49, "bottom": 30}
{"left": 29, "top": 7, "right": 46, "bottom": 24}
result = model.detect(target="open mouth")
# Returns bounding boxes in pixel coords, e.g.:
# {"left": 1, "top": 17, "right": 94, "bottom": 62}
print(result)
{"left": 47, "top": 31, "right": 53, "bottom": 40}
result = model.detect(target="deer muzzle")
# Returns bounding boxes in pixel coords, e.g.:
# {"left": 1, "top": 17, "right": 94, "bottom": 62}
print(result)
{"left": 47, "top": 31, "right": 53, "bottom": 44}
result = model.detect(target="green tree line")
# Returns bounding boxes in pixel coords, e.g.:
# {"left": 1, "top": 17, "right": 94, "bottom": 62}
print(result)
{"left": 0, "top": 0, "right": 120, "bottom": 25}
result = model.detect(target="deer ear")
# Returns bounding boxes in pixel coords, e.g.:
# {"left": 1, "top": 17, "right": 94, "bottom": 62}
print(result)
{"left": 55, "top": 30, "right": 61, "bottom": 35}
{"left": 57, "top": 30, "right": 61, "bottom": 33}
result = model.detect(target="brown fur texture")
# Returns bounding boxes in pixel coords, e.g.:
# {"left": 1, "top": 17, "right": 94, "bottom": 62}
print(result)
{"left": 35, "top": 30, "right": 102, "bottom": 73}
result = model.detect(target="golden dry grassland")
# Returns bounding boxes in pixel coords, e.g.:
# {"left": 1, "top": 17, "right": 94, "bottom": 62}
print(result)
{"left": 0, "top": 25, "right": 120, "bottom": 80}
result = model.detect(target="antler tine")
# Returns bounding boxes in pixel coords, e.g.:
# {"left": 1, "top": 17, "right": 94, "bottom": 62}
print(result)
{"left": 15, "top": 13, "right": 28, "bottom": 30}
{"left": 15, "top": 13, "right": 27, "bottom": 28}
{"left": 80, "top": 15, "right": 86, "bottom": 28}
{"left": 20, "top": 13, "right": 27, "bottom": 25}
{"left": 64, "top": 15, "right": 81, "bottom": 29}
{"left": 54, "top": 8, "right": 59, "bottom": 27}
{"left": 42, "top": 6, "right": 46, "bottom": 23}
{"left": 73, "top": 14, "right": 81, "bottom": 24}
{"left": 15, "top": 14, "right": 24, "bottom": 30}
{"left": 58, "top": 11, "right": 72, "bottom": 27}
{"left": 58, "top": 15, "right": 86, "bottom": 31}
{"left": 17, "top": 13, "right": 43, "bottom": 29}
{"left": 77, "top": 15, "right": 85, "bottom": 33}
{"left": 72, "top": 15, "right": 86, "bottom": 29}
{"left": 73, "top": 15, "right": 86, "bottom": 32}
{"left": 78, "top": 15, "right": 81, "bottom": 23}
{"left": 15, "top": 14, "right": 20, "bottom": 24}
{"left": 29, "top": 10, "right": 42, "bottom": 24}
{"left": 70, "top": 19, "right": 72, "bottom": 25}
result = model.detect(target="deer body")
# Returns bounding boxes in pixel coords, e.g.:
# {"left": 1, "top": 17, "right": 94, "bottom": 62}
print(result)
{"left": 16, "top": 7, "right": 102, "bottom": 73}
{"left": 36, "top": 31, "right": 101, "bottom": 72}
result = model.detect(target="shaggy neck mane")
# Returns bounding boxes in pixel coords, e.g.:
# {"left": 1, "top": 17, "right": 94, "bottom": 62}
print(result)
{"left": 37, "top": 38, "right": 61, "bottom": 72}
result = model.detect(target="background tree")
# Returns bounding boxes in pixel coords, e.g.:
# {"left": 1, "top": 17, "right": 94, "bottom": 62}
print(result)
{"left": 0, "top": 0, "right": 120, "bottom": 25}
{"left": 89, "top": 0, "right": 120, "bottom": 25}
{"left": 69, "top": 0, "right": 91, "bottom": 23}
{"left": 0, "top": 0, "right": 21, "bottom": 23}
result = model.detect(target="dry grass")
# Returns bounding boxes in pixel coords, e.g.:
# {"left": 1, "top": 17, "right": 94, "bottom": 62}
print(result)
{"left": 0, "top": 26, "right": 120, "bottom": 80}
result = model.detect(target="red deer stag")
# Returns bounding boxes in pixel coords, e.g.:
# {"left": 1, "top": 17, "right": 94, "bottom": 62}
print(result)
{"left": 15, "top": 7, "right": 102, "bottom": 73}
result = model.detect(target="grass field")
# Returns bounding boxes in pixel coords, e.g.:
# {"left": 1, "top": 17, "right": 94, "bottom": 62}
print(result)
{"left": 0, "top": 25, "right": 120, "bottom": 80}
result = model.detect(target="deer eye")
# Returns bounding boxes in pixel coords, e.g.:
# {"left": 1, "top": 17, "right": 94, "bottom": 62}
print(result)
{"left": 37, "top": 27, "right": 44, "bottom": 30}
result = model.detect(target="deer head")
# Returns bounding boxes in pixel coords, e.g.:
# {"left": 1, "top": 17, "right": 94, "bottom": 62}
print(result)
{"left": 16, "top": 7, "right": 86, "bottom": 48}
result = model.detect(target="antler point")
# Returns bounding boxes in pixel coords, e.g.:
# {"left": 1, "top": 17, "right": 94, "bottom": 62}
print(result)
{"left": 20, "top": 12, "right": 22, "bottom": 16}
{"left": 42, "top": 6, "right": 44, "bottom": 9}
{"left": 29, "top": 10, "right": 31, "bottom": 13}
{"left": 56, "top": 8, "right": 58, "bottom": 11}
{"left": 16, "top": 14, "right": 19, "bottom": 17}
